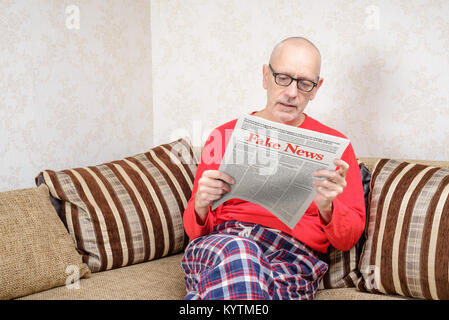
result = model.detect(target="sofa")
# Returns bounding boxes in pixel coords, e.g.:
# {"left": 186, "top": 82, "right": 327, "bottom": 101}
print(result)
{"left": 1, "top": 138, "right": 448, "bottom": 300}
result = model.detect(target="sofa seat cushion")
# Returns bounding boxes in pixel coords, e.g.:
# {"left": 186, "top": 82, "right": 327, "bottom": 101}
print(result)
{"left": 315, "top": 288, "right": 408, "bottom": 300}
{"left": 19, "top": 252, "right": 407, "bottom": 300}
{"left": 19, "top": 253, "right": 187, "bottom": 300}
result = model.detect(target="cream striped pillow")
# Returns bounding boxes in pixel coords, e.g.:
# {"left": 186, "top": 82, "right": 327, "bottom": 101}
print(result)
{"left": 318, "top": 245, "right": 360, "bottom": 289}
{"left": 36, "top": 138, "right": 197, "bottom": 272}
{"left": 357, "top": 159, "right": 449, "bottom": 299}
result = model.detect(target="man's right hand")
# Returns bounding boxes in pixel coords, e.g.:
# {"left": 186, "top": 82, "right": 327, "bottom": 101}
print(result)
{"left": 194, "top": 170, "right": 235, "bottom": 223}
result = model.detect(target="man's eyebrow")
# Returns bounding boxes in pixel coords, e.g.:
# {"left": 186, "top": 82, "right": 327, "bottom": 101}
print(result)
{"left": 270, "top": 64, "right": 318, "bottom": 82}
{"left": 279, "top": 70, "right": 317, "bottom": 82}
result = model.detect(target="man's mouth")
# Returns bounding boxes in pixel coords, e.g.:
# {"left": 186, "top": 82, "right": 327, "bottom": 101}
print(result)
{"left": 279, "top": 102, "right": 296, "bottom": 109}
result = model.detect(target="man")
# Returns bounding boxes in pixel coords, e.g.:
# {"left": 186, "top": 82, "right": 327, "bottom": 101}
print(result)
{"left": 181, "top": 37, "right": 365, "bottom": 300}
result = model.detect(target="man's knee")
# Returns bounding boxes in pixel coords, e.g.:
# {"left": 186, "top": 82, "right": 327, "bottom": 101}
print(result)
{"left": 217, "top": 236, "right": 264, "bottom": 262}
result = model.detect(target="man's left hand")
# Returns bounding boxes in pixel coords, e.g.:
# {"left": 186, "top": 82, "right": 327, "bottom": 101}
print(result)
{"left": 313, "top": 159, "right": 349, "bottom": 225}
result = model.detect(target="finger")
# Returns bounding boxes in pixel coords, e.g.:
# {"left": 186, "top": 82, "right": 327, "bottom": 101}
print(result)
{"left": 316, "top": 186, "right": 340, "bottom": 201}
{"left": 314, "top": 170, "right": 342, "bottom": 182}
{"left": 200, "top": 177, "right": 232, "bottom": 191}
{"left": 202, "top": 170, "right": 236, "bottom": 185}
{"left": 197, "top": 191, "right": 223, "bottom": 203}
{"left": 334, "top": 159, "right": 349, "bottom": 177}
{"left": 313, "top": 179, "right": 344, "bottom": 194}
{"left": 200, "top": 185, "right": 229, "bottom": 196}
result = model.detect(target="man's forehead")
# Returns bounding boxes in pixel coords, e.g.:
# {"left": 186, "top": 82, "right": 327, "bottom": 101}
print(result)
{"left": 270, "top": 37, "right": 321, "bottom": 61}
{"left": 271, "top": 54, "right": 321, "bottom": 80}
{"left": 269, "top": 38, "right": 321, "bottom": 78}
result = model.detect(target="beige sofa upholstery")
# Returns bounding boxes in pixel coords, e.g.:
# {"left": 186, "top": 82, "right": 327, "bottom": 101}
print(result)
{"left": 11, "top": 157, "right": 449, "bottom": 300}
{"left": 20, "top": 253, "right": 406, "bottom": 300}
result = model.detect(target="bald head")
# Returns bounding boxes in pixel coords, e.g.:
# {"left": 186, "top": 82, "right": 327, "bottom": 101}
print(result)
{"left": 269, "top": 37, "right": 321, "bottom": 79}
{"left": 258, "top": 36, "right": 324, "bottom": 126}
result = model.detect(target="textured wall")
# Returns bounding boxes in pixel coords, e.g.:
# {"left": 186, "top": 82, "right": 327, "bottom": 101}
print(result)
{"left": 2, "top": 1, "right": 448, "bottom": 192}
{"left": 0, "top": 0, "right": 153, "bottom": 192}
{"left": 151, "top": 0, "right": 449, "bottom": 160}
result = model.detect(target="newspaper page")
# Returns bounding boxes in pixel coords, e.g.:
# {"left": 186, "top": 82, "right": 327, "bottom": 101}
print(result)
{"left": 211, "top": 114, "right": 350, "bottom": 229}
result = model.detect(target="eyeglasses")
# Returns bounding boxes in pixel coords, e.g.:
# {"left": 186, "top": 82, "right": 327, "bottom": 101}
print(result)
{"left": 268, "top": 64, "right": 318, "bottom": 93}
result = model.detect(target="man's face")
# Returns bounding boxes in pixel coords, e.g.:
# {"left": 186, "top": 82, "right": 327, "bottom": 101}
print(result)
{"left": 262, "top": 43, "right": 323, "bottom": 125}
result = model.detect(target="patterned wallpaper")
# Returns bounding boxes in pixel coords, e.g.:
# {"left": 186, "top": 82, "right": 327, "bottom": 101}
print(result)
{"left": 2, "top": 1, "right": 449, "bottom": 192}
{"left": 0, "top": 1, "right": 153, "bottom": 192}
{"left": 151, "top": 0, "right": 449, "bottom": 161}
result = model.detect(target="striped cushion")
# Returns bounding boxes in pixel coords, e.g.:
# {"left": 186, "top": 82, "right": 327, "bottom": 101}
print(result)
{"left": 36, "top": 137, "right": 197, "bottom": 273}
{"left": 357, "top": 159, "right": 449, "bottom": 299}
{"left": 318, "top": 162, "right": 369, "bottom": 289}
{"left": 318, "top": 245, "right": 360, "bottom": 289}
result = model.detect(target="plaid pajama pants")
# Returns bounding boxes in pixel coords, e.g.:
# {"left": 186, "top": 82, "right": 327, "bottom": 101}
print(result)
{"left": 181, "top": 221, "right": 328, "bottom": 300}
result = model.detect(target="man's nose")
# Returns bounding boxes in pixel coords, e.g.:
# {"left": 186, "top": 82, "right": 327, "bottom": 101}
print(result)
{"left": 284, "top": 80, "right": 299, "bottom": 98}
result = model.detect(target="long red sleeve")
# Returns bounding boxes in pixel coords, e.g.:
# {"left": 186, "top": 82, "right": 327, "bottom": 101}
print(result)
{"left": 183, "top": 113, "right": 365, "bottom": 253}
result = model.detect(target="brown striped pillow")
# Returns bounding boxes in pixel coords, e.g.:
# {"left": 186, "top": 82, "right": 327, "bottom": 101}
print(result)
{"left": 36, "top": 137, "right": 197, "bottom": 273}
{"left": 318, "top": 245, "right": 360, "bottom": 289}
{"left": 357, "top": 159, "right": 449, "bottom": 299}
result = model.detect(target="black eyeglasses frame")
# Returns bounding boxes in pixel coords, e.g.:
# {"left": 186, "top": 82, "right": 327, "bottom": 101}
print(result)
{"left": 268, "top": 64, "right": 318, "bottom": 93}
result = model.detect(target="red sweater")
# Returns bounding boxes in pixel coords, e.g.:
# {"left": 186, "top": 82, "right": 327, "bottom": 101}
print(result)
{"left": 183, "top": 113, "right": 365, "bottom": 253}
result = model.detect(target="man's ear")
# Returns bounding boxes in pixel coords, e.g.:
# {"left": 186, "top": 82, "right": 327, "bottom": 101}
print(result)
{"left": 309, "top": 77, "right": 324, "bottom": 101}
{"left": 262, "top": 64, "right": 269, "bottom": 90}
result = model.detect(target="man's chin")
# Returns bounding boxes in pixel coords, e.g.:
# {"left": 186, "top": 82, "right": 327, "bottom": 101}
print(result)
{"left": 271, "top": 107, "right": 305, "bottom": 125}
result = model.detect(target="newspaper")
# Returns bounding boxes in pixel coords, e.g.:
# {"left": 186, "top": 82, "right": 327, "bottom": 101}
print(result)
{"left": 211, "top": 114, "right": 350, "bottom": 229}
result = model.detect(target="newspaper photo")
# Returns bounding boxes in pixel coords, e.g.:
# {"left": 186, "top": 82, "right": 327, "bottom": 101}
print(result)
{"left": 211, "top": 114, "right": 350, "bottom": 229}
